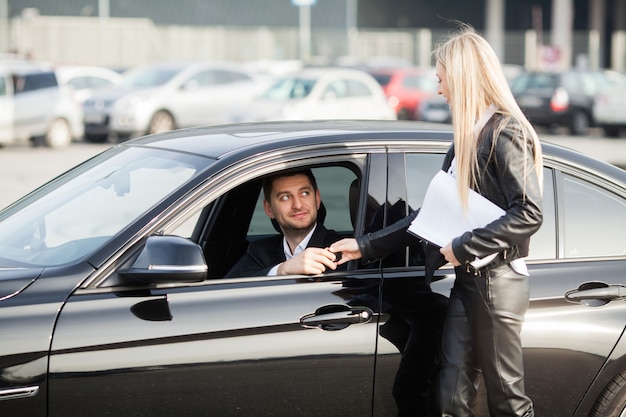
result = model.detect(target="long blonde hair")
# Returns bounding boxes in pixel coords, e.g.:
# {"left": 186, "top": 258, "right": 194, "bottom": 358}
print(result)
{"left": 434, "top": 24, "right": 543, "bottom": 206}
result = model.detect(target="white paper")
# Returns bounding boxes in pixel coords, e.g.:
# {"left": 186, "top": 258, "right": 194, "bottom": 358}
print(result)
{"left": 408, "top": 170, "right": 505, "bottom": 268}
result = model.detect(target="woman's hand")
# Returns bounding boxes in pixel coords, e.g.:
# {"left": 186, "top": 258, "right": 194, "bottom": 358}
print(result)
{"left": 440, "top": 242, "right": 461, "bottom": 266}
{"left": 329, "top": 238, "right": 362, "bottom": 265}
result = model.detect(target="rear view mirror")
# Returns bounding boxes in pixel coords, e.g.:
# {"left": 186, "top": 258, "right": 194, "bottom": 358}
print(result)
{"left": 120, "top": 235, "right": 207, "bottom": 284}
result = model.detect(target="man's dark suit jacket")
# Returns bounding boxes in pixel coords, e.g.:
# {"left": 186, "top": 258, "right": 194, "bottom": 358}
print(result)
{"left": 226, "top": 222, "right": 342, "bottom": 277}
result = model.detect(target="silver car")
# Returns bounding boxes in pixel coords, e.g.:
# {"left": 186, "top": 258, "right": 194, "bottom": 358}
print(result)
{"left": 82, "top": 61, "right": 267, "bottom": 142}
{"left": 0, "top": 62, "right": 84, "bottom": 148}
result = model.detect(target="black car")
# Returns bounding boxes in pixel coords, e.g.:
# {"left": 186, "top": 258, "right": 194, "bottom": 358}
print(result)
{"left": 512, "top": 70, "right": 611, "bottom": 136}
{"left": 1, "top": 120, "right": 625, "bottom": 417}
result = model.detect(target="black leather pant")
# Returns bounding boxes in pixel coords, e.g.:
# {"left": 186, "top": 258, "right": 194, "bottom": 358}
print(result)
{"left": 436, "top": 263, "right": 534, "bottom": 417}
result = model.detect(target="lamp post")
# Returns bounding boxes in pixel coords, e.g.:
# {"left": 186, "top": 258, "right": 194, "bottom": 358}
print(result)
{"left": 291, "top": 0, "right": 316, "bottom": 64}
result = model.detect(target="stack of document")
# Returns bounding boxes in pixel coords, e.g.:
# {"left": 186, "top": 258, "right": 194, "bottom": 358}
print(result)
{"left": 408, "top": 170, "right": 504, "bottom": 269}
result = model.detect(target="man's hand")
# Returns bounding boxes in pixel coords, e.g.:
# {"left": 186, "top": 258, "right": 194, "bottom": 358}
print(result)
{"left": 329, "top": 238, "right": 362, "bottom": 265}
{"left": 277, "top": 247, "right": 338, "bottom": 275}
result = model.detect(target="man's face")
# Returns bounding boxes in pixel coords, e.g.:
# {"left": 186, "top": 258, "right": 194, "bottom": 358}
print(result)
{"left": 264, "top": 173, "right": 320, "bottom": 234}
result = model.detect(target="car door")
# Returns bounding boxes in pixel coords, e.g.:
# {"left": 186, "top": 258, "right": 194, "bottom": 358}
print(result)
{"left": 0, "top": 72, "right": 13, "bottom": 144}
{"left": 47, "top": 152, "right": 385, "bottom": 417}
{"left": 388, "top": 149, "right": 626, "bottom": 417}
{"left": 12, "top": 72, "right": 60, "bottom": 140}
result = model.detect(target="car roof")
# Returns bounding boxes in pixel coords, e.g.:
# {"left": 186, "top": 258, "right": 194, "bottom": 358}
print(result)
{"left": 126, "top": 120, "right": 452, "bottom": 157}
{"left": 120, "top": 119, "right": 626, "bottom": 185}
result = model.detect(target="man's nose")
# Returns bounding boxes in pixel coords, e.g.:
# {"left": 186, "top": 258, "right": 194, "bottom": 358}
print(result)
{"left": 292, "top": 195, "right": 304, "bottom": 208}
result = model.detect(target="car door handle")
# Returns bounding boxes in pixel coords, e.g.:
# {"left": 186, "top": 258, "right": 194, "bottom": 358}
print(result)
{"left": 300, "top": 304, "right": 373, "bottom": 331}
{"left": 565, "top": 282, "right": 626, "bottom": 307}
{"left": 0, "top": 386, "right": 39, "bottom": 401}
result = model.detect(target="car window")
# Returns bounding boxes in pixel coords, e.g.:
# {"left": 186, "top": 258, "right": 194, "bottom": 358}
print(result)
{"left": 260, "top": 77, "right": 315, "bottom": 100}
{"left": 405, "top": 153, "right": 446, "bottom": 267}
{"left": 248, "top": 166, "right": 357, "bottom": 236}
{"left": 512, "top": 73, "right": 555, "bottom": 94}
{"left": 0, "top": 147, "right": 209, "bottom": 267}
{"left": 346, "top": 79, "right": 373, "bottom": 97}
{"left": 14, "top": 72, "right": 57, "bottom": 94}
{"left": 561, "top": 173, "right": 626, "bottom": 258}
{"left": 323, "top": 80, "right": 348, "bottom": 99}
{"left": 122, "top": 66, "right": 181, "bottom": 88}
{"left": 0, "top": 76, "right": 5, "bottom": 95}
{"left": 67, "top": 75, "right": 115, "bottom": 90}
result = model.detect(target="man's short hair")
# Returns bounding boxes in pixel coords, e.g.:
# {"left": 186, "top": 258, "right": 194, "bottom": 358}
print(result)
{"left": 262, "top": 169, "right": 318, "bottom": 201}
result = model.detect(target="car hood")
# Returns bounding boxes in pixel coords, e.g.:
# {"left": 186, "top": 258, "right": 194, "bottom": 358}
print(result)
{"left": 0, "top": 267, "right": 44, "bottom": 301}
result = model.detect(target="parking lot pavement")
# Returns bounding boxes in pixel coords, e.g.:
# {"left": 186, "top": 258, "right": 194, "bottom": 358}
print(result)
{"left": 540, "top": 130, "right": 626, "bottom": 170}
{"left": 0, "top": 141, "right": 112, "bottom": 209}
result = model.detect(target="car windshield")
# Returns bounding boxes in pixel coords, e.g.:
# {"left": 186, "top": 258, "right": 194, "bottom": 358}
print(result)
{"left": 0, "top": 146, "right": 211, "bottom": 267}
{"left": 259, "top": 77, "right": 317, "bottom": 100}
{"left": 121, "top": 66, "right": 184, "bottom": 88}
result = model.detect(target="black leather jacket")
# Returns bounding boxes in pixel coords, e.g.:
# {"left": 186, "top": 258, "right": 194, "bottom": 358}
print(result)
{"left": 357, "top": 114, "right": 543, "bottom": 281}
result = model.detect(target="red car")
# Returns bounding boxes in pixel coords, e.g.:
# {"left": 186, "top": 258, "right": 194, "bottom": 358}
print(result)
{"left": 368, "top": 67, "right": 438, "bottom": 120}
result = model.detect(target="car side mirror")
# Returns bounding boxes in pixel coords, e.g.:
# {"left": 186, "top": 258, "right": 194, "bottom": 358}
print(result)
{"left": 120, "top": 235, "right": 207, "bottom": 284}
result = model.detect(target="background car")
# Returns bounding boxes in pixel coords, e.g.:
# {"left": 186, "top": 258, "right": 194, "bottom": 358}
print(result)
{"left": 366, "top": 66, "right": 438, "bottom": 120}
{"left": 229, "top": 67, "right": 397, "bottom": 123}
{"left": 1, "top": 120, "right": 625, "bottom": 417}
{"left": 0, "top": 61, "right": 84, "bottom": 148}
{"left": 55, "top": 65, "right": 124, "bottom": 105}
{"left": 82, "top": 61, "right": 265, "bottom": 142}
{"left": 592, "top": 71, "right": 626, "bottom": 137}
{"left": 511, "top": 69, "right": 611, "bottom": 136}
{"left": 417, "top": 94, "right": 451, "bottom": 124}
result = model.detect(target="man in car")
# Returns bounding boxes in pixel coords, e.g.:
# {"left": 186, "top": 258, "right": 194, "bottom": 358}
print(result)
{"left": 227, "top": 169, "right": 342, "bottom": 277}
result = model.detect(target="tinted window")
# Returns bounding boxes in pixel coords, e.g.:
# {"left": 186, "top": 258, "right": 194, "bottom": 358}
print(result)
{"left": 405, "top": 153, "right": 446, "bottom": 267}
{"left": 14, "top": 72, "right": 57, "bottom": 94}
{"left": 511, "top": 73, "right": 556, "bottom": 94}
{"left": 561, "top": 173, "right": 626, "bottom": 258}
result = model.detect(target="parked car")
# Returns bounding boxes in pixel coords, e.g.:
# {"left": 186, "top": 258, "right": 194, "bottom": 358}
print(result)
{"left": 229, "top": 67, "right": 396, "bottom": 123}
{"left": 511, "top": 69, "right": 611, "bottom": 135}
{"left": 55, "top": 65, "right": 123, "bottom": 104}
{"left": 417, "top": 94, "right": 451, "bottom": 124}
{"left": 0, "top": 61, "right": 84, "bottom": 148}
{"left": 1, "top": 120, "right": 625, "bottom": 417}
{"left": 366, "top": 67, "right": 438, "bottom": 120}
{"left": 82, "top": 61, "right": 265, "bottom": 142}
{"left": 592, "top": 72, "right": 626, "bottom": 137}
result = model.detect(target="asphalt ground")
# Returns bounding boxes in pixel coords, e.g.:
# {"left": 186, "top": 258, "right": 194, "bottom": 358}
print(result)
{"left": 0, "top": 129, "right": 625, "bottom": 210}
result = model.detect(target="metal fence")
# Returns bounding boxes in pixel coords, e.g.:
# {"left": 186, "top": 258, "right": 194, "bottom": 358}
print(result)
{"left": 7, "top": 14, "right": 626, "bottom": 71}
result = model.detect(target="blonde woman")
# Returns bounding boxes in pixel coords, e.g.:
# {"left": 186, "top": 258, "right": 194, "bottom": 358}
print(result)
{"left": 331, "top": 24, "right": 543, "bottom": 417}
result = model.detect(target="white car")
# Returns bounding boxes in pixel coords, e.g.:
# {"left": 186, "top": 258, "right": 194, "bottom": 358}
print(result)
{"left": 82, "top": 61, "right": 266, "bottom": 142}
{"left": 230, "top": 67, "right": 397, "bottom": 123}
{"left": 0, "top": 61, "right": 84, "bottom": 148}
{"left": 593, "top": 72, "right": 626, "bottom": 137}
{"left": 55, "top": 65, "right": 123, "bottom": 104}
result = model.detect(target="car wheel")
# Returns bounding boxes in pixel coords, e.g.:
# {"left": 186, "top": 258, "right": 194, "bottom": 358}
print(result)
{"left": 148, "top": 111, "right": 176, "bottom": 135}
{"left": 603, "top": 126, "right": 621, "bottom": 138}
{"left": 398, "top": 108, "right": 411, "bottom": 120}
{"left": 84, "top": 133, "right": 109, "bottom": 143}
{"left": 569, "top": 110, "right": 590, "bottom": 136}
{"left": 45, "top": 118, "right": 73, "bottom": 148}
{"left": 590, "top": 370, "right": 626, "bottom": 417}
